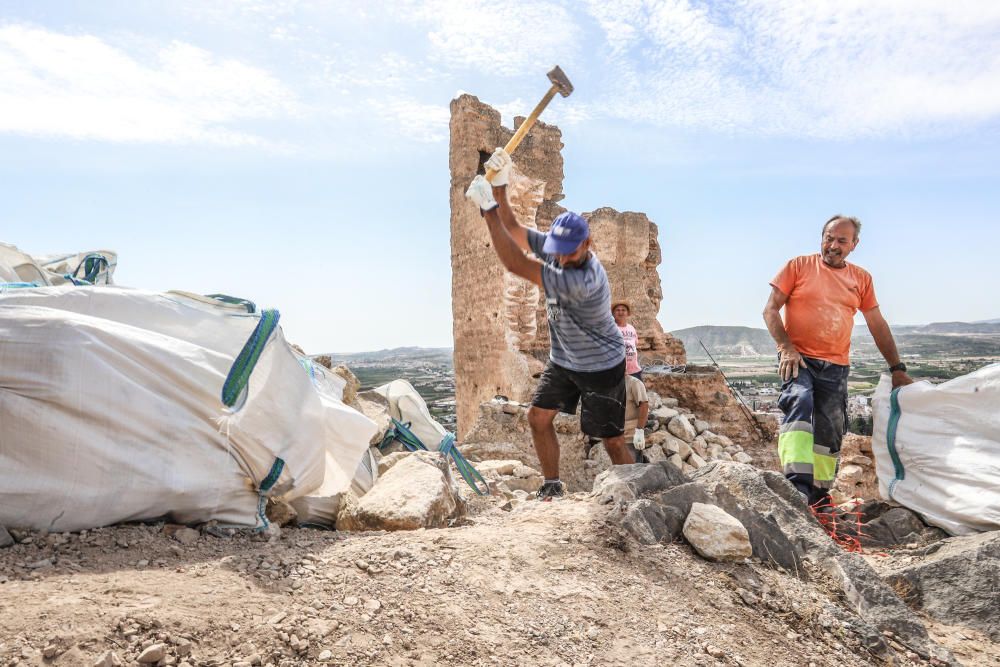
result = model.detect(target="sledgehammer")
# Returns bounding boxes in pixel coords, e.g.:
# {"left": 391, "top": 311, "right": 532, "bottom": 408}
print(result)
{"left": 485, "top": 65, "right": 574, "bottom": 183}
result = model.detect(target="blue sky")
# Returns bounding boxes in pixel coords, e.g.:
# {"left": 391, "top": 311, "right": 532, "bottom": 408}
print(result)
{"left": 2, "top": 1, "right": 998, "bottom": 352}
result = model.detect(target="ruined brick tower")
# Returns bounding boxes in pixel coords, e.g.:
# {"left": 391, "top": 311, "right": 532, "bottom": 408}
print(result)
{"left": 449, "top": 94, "right": 685, "bottom": 438}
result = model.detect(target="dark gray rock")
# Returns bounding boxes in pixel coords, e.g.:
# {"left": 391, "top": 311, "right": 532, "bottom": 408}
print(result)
{"left": 860, "top": 507, "right": 927, "bottom": 547}
{"left": 711, "top": 486, "right": 805, "bottom": 576}
{"left": 657, "top": 460, "right": 690, "bottom": 488}
{"left": 691, "top": 462, "right": 955, "bottom": 665}
{"left": 620, "top": 499, "right": 671, "bottom": 545}
{"left": 0, "top": 525, "right": 13, "bottom": 548}
{"left": 592, "top": 463, "right": 682, "bottom": 504}
{"left": 879, "top": 531, "right": 1000, "bottom": 641}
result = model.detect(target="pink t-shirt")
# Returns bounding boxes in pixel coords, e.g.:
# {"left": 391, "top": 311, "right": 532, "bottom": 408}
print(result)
{"left": 618, "top": 323, "right": 641, "bottom": 374}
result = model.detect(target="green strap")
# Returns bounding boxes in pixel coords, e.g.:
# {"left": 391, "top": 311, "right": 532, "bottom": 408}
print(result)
{"left": 221, "top": 309, "right": 280, "bottom": 408}
{"left": 255, "top": 457, "right": 285, "bottom": 532}
{"left": 206, "top": 293, "right": 257, "bottom": 313}
{"left": 885, "top": 387, "right": 905, "bottom": 499}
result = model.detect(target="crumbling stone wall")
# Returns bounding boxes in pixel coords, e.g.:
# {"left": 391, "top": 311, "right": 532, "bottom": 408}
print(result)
{"left": 450, "top": 94, "right": 685, "bottom": 438}
{"left": 643, "top": 367, "right": 779, "bottom": 471}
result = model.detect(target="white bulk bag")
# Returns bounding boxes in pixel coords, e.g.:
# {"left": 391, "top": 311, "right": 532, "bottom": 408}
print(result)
{"left": 373, "top": 379, "right": 448, "bottom": 450}
{"left": 871, "top": 364, "right": 1000, "bottom": 535}
{"left": 0, "top": 285, "right": 376, "bottom": 532}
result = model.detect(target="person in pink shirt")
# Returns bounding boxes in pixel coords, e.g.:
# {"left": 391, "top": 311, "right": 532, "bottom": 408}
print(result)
{"left": 613, "top": 302, "right": 642, "bottom": 379}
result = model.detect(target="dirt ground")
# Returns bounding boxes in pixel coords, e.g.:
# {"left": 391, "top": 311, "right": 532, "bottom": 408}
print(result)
{"left": 1, "top": 495, "right": 997, "bottom": 667}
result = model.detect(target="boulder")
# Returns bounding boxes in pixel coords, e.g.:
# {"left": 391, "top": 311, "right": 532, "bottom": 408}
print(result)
{"left": 661, "top": 397, "right": 680, "bottom": 409}
{"left": 0, "top": 525, "right": 13, "bottom": 548}
{"left": 651, "top": 406, "right": 679, "bottom": 421}
{"left": 682, "top": 502, "right": 752, "bottom": 562}
{"left": 378, "top": 451, "right": 411, "bottom": 475}
{"left": 667, "top": 415, "right": 697, "bottom": 443}
{"left": 620, "top": 499, "right": 671, "bottom": 545}
{"left": 687, "top": 452, "right": 707, "bottom": 469}
{"left": 592, "top": 464, "right": 682, "bottom": 504}
{"left": 332, "top": 364, "right": 361, "bottom": 406}
{"left": 691, "top": 462, "right": 955, "bottom": 664}
{"left": 733, "top": 452, "right": 753, "bottom": 464}
{"left": 694, "top": 419, "right": 710, "bottom": 434}
{"left": 337, "top": 451, "right": 465, "bottom": 531}
{"left": 879, "top": 531, "right": 1000, "bottom": 641}
{"left": 690, "top": 435, "right": 708, "bottom": 458}
{"left": 666, "top": 453, "right": 684, "bottom": 470}
{"left": 659, "top": 433, "right": 690, "bottom": 459}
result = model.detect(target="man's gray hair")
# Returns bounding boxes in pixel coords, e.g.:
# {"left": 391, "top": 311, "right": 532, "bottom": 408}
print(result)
{"left": 823, "top": 214, "right": 861, "bottom": 239}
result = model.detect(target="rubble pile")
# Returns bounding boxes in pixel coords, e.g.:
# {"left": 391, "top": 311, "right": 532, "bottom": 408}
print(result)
{"left": 832, "top": 433, "right": 881, "bottom": 503}
{"left": 591, "top": 390, "right": 754, "bottom": 475}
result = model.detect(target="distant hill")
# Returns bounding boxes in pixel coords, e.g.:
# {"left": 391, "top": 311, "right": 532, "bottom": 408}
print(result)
{"left": 901, "top": 321, "right": 1000, "bottom": 334}
{"left": 315, "top": 346, "right": 453, "bottom": 364}
{"left": 671, "top": 326, "right": 776, "bottom": 357}
{"left": 673, "top": 324, "right": 1000, "bottom": 359}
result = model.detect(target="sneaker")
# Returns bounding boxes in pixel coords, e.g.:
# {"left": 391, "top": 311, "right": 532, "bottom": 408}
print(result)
{"left": 536, "top": 480, "right": 565, "bottom": 501}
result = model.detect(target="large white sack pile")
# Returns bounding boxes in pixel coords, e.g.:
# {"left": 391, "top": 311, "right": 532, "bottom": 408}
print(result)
{"left": 0, "top": 281, "right": 376, "bottom": 532}
{"left": 872, "top": 363, "right": 1000, "bottom": 536}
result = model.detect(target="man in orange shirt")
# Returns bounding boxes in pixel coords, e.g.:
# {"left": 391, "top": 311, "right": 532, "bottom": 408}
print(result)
{"left": 763, "top": 215, "right": 913, "bottom": 508}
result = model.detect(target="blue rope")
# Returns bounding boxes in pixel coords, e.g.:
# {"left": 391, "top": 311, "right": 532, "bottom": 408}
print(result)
{"left": 71, "top": 253, "right": 110, "bottom": 284}
{"left": 378, "top": 418, "right": 488, "bottom": 495}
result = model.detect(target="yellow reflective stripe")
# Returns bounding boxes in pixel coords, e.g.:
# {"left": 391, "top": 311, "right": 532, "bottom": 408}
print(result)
{"left": 778, "top": 430, "right": 814, "bottom": 467}
{"left": 814, "top": 452, "right": 838, "bottom": 483}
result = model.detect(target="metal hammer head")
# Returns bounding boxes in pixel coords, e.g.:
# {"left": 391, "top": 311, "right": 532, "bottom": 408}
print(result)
{"left": 547, "top": 66, "right": 573, "bottom": 97}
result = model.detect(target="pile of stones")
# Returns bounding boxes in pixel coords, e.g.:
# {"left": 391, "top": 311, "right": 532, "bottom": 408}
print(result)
{"left": 589, "top": 391, "right": 753, "bottom": 475}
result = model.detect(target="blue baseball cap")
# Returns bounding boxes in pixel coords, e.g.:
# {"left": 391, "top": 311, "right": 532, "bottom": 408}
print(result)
{"left": 543, "top": 211, "right": 589, "bottom": 255}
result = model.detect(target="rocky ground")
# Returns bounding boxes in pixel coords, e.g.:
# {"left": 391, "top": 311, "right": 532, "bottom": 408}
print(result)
{"left": 3, "top": 489, "right": 998, "bottom": 667}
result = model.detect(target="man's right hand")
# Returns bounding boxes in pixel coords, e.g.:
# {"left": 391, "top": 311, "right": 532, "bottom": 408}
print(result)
{"left": 465, "top": 175, "right": 497, "bottom": 212}
{"left": 484, "top": 148, "right": 512, "bottom": 187}
{"left": 778, "top": 345, "right": 807, "bottom": 381}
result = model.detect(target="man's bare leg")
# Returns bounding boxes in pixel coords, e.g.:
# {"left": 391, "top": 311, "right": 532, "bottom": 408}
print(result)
{"left": 603, "top": 434, "right": 635, "bottom": 464}
{"left": 527, "top": 406, "right": 560, "bottom": 480}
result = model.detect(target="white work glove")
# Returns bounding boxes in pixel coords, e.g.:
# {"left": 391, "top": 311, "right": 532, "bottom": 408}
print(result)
{"left": 484, "top": 147, "right": 513, "bottom": 187}
{"left": 465, "top": 175, "right": 497, "bottom": 212}
{"left": 633, "top": 430, "right": 646, "bottom": 451}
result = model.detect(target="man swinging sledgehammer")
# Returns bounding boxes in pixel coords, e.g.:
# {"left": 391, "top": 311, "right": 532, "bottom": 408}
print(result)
{"left": 466, "top": 149, "right": 633, "bottom": 500}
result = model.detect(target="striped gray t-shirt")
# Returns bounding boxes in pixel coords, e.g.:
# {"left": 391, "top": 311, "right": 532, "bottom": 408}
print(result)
{"left": 527, "top": 229, "right": 625, "bottom": 372}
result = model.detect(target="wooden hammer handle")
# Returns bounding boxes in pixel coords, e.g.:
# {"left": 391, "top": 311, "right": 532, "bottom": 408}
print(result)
{"left": 485, "top": 85, "right": 558, "bottom": 183}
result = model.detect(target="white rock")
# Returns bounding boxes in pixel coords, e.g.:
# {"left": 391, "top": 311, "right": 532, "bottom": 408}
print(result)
{"left": 666, "top": 453, "right": 685, "bottom": 470}
{"left": 682, "top": 503, "right": 752, "bottom": 562}
{"left": 694, "top": 419, "right": 710, "bottom": 434}
{"left": 690, "top": 436, "right": 708, "bottom": 458}
{"left": 652, "top": 406, "right": 679, "bottom": 421}
{"left": 137, "top": 644, "right": 166, "bottom": 664}
{"left": 667, "top": 416, "right": 697, "bottom": 443}
{"left": 337, "top": 451, "right": 465, "bottom": 531}
{"left": 92, "top": 651, "right": 122, "bottom": 667}
{"left": 687, "top": 452, "right": 707, "bottom": 469}
{"left": 733, "top": 452, "right": 753, "bottom": 464}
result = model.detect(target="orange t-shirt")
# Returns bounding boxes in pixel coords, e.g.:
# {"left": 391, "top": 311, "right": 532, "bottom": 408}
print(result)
{"left": 770, "top": 254, "right": 878, "bottom": 366}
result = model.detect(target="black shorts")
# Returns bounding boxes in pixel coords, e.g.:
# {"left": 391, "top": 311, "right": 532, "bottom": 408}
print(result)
{"left": 531, "top": 359, "right": 626, "bottom": 438}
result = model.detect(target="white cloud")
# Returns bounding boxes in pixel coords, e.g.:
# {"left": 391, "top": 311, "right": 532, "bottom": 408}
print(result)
{"left": 400, "top": 0, "right": 581, "bottom": 77}
{"left": 0, "top": 24, "right": 299, "bottom": 145}
{"left": 584, "top": 0, "right": 1000, "bottom": 138}
{"left": 372, "top": 96, "right": 450, "bottom": 143}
